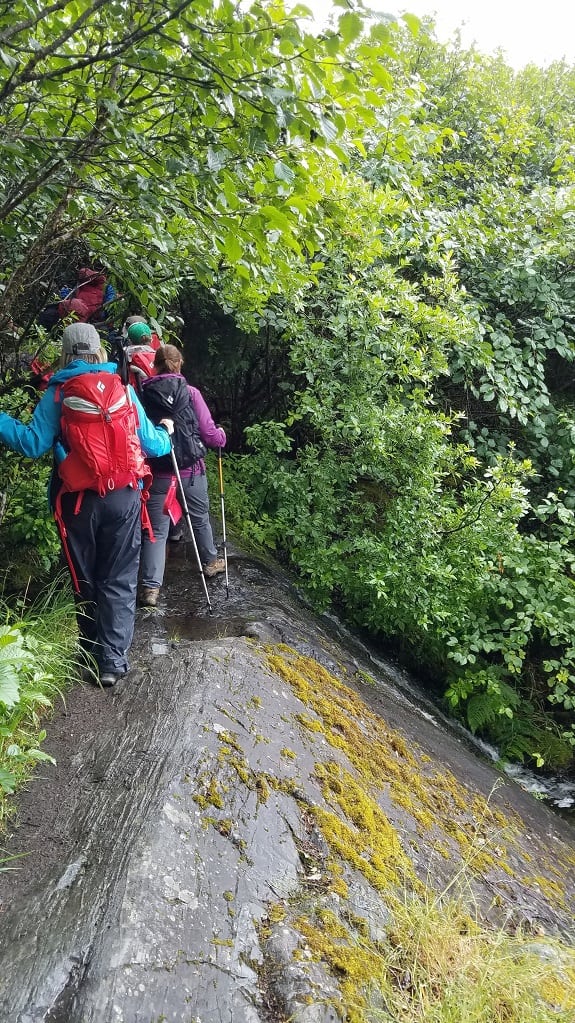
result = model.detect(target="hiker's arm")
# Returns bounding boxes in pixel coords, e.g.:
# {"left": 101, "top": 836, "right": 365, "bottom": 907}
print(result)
{"left": 0, "top": 389, "right": 60, "bottom": 458}
{"left": 103, "top": 283, "right": 121, "bottom": 307}
{"left": 130, "top": 388, "right": 172, "bottom": 458}
{"left": 189, "top": 386, "right": 226, "bottom": 448}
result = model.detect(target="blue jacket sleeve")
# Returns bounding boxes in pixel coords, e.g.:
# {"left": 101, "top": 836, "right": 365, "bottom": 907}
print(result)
{"left": 0, "top": 384, "right": 171, "bottom": 460}
{"left": 130, "top": 388, "right": 171, "bottom": 458}
{"left": 0, "top": 388, "right": 62, "bottom": 458}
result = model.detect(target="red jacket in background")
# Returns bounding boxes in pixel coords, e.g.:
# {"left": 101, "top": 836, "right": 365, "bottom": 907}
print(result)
{"left": 75, "top": 268, "right": 107, "bottom": 318}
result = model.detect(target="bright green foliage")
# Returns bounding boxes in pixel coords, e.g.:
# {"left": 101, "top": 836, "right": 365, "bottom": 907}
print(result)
{"left": 223, "top": 24, "right": 575, "bottom": 766}
{"left": 0, "top": 581, "right": 80, "bottom": 826}
{"left": 0, "top": 0, "right": 397, "bottom": 331}
{"left": 0, "top": 626, "right": 32, "bottom": 711}
{"left": 0, "top": 387, "right": 62, "bottom": 587}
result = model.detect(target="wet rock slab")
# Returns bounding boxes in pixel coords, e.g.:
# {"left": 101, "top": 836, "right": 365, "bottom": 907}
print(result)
{"left": 0, "top": 551, "right": 573, "bottom": 1022}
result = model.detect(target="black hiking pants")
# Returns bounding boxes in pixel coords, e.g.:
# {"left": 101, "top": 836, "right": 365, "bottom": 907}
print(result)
{"left": 58, "top": 486, "right": 141, "bottom": 675}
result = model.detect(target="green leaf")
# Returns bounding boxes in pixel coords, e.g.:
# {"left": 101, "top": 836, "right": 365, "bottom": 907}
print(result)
{"left": 0, "top": 49, "right": 18, "bottom": 70}
{"left": 318, "top": 114, "right": 339, "bottom": 142}
{"left": 207, "top": 147, "right": 228, "bottom": 172}
{"left": 224, "top": 233, "right": 243, "bottom": 262}
{"left": 274, "top": 160, "right": 295, "bottom": 184}
{"left": 401, "top": 13, "right": 421, "bottom": 36}
{"left": 338, "top": 12, "right": 363, "bottom": 45}
{"left": 0, "top": 768, "right": 17, "bottom": 794}
{"left": 259, "top": 205, "right": 294, "bottom": 233}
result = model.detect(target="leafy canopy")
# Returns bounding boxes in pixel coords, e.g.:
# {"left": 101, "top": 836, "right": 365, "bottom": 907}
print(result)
{"left": 0, "top": 0, "right": 402, "bottom": 327}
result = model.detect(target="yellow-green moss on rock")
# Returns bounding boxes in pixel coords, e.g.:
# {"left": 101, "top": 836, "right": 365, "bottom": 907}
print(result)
{"left": 265, "top": 646, "right": 570, "bottom": 907}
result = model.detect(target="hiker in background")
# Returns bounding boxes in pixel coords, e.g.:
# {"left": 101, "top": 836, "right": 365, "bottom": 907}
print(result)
{"left": 37, "top": 266, "right": 117, "bottom": 331}
{"left": 59, "top": 266, "right": 116, "bottom": 322}
{"left": 138, "top": 343, "right": 226, "bottom": 608}
{"left": 56, "top": 297, "right": 90, "bottom": 323}
{"left": 122, "top": 321, "right": 160, "bottom": 393}
{"left": 0, "top": 323, "right": 174, "bottom": 687}
{"left": 123, "top": 314, "right": 147, "bottom": 336}
{"left": 125, "top": 318, "right": 162, "bottom": 351}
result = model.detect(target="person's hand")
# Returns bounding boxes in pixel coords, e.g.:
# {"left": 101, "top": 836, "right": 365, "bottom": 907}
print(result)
{"left": 159, "top": 418, "right": 174, "bottom": 435}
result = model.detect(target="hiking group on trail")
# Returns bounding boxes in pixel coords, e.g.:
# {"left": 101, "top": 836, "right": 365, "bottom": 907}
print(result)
{"left": 0, "top": 301, "right": 227, "bottom": 689}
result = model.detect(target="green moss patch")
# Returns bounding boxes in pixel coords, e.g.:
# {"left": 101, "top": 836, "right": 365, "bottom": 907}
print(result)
{"left": 266, "top": 646, "right": 572, "bottom": 907}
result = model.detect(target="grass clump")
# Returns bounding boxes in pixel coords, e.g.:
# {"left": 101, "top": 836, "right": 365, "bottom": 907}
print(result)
{"left": 365, "top": 893, "right": 575, "bottom": 1023}
{"left": 0, "top": 577, "right": 81, "bottom": 831}
{"left": 283, "top": 891, "right": 575, "bottom": 1023}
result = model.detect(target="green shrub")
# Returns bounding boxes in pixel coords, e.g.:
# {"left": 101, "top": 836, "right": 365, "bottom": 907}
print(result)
{"left": 0, "top": 579, "right": 81, "bottom": 830}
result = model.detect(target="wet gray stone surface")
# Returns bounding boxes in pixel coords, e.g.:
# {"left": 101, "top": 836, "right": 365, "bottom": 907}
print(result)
{"left": 0, "top": 545, "right": 573, "bottom": 1022}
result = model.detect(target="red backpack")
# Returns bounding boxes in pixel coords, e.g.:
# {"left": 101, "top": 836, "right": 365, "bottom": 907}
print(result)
{"left": 125, "top": 344, "right": 157, "bottom": 393}
{"left": 53, "top": 372, "right": 153, "bottom": 589}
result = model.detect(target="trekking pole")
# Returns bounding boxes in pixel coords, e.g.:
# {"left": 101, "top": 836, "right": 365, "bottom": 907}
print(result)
{"left": 217, "top": 447, "right": 230, "bottom": 598}
{"left": 169, "top": 445, "right": 213, "bottom": 615}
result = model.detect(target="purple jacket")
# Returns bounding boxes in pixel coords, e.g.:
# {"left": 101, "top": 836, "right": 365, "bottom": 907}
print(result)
{"left": 153, "top": 375, "right": 225, "bottom": 477}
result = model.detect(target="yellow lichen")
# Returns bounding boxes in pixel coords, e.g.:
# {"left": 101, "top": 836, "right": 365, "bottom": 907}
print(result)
{"left": 313, "top": 761, "right": 416, "bottom": 891}
{"left": 294, "top": 913, "right": 389, "bottom": 1023}
{"left": 268, "top": 902, "right": 287, "bottom": 924}
{"left": 539, "top": 958, "right": 575, "bottom": 1012}
{"left": 193, "top": 774, "right": 224, "bottom": 810}
{"left": 216, "top": 730, "right": 243, "bottom": 753}
{"left": 264, "top": 646, "right": 571, "bottom": 913}
{"left": 523, "top": 875, "right": 566, "bottom": 908}
{"left": 255, "top": 775, "right": 270, "bottom": 804}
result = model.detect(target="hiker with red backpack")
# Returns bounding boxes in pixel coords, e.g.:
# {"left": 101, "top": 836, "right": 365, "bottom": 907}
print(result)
{"left": 138, "top": 343, "right": 226, "bottom": 608}
{"left": 122, "top": 321, "right": 162, "bottom": 394}
{"left": 59, "top": 266, "right": 117, "bottom": 323}
{"left": 123, "top": 317, "right": 162, "bottom": 351}
{"left": 0, "top": 323, "right": 174, "bottom": 687}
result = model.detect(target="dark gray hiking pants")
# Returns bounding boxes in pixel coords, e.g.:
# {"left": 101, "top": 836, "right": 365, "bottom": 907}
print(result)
{"left": 58, "top": 486, "right": 141, "bottom": 674}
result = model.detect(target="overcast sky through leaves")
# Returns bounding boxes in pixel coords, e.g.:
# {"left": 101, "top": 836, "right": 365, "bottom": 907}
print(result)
{"left": 307, "top": 0, "right": 575, "bottom": 69}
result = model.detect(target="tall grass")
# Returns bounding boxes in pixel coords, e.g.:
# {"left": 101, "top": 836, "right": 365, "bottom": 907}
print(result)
{"left": 0, "top": 576, "right": 83, "bottom": 831}
{"left": 273, "top": 781, "right": 575, "bottom": 1023}
{"left": 364, "top": 892, "right": 575, "bottom": 1023}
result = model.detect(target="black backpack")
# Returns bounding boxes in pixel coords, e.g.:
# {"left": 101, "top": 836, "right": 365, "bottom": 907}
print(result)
{"left": 141, "top": 375, "right": 207, "bottom": 471}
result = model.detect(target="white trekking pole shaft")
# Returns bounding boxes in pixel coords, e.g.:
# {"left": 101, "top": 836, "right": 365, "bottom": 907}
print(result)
{"left": 217, "top": 448, "right": 229, "bottom": 598}
{"left": 170, "top": 445, "right": 213, "bottom": 614}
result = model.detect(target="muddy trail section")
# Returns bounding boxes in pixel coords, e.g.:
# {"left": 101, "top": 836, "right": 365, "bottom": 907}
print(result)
{"left": 0, "top": 542, "right": 574, "bottom": 1023}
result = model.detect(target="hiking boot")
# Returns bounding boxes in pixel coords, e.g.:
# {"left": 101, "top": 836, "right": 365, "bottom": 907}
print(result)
{"left": 100, "top": 671, "right": 121, "bottom": 688}
{"left": 140, "top": 586, "right": 160, "bottom": 607}
{"left": 204, "top": 557, "right": 226, "bottom": 578}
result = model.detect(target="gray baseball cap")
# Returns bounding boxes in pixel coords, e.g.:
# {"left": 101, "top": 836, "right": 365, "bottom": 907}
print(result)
{"left": 62, "top": 322, "right": 102, "bottom": 355}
